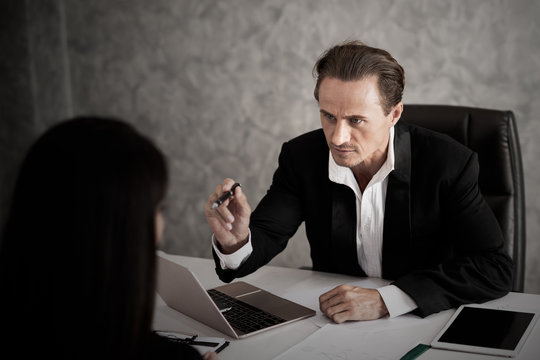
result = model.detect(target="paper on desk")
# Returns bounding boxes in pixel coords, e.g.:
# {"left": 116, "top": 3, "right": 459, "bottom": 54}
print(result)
{"left": 272, "top": 322, "right": 425, "bottom": 360}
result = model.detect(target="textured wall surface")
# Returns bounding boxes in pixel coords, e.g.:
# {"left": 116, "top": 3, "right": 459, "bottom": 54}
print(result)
{"left": 2, "top": 0, "right": 539, "bottom": 293}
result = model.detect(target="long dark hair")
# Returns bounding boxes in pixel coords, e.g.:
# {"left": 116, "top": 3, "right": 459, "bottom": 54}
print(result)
{"left": 0, "top": 116, "right": 168, "bottom": 358}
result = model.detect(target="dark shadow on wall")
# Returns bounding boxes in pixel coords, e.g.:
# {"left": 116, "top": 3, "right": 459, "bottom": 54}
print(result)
{"left": 0, "top": 0, "right": 35, "bottom": 239}
{"left": 0, "top": 0, "right": 70, "bottom": 239}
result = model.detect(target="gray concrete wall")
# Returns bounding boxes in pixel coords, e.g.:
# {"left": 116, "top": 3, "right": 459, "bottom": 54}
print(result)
{"left": 2, "top": 0, "right": 539, "bottom": 293}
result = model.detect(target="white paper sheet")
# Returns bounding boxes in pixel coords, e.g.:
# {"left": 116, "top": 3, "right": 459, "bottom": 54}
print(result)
{"left": 272, "top": 312, "right": 452, "bottom": 360}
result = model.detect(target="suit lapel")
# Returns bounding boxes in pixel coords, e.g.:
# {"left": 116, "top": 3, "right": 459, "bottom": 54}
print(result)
{"left": 383, "top": 123, "right": 412, "bottom": 279}
{"left": 331, "top": 182, "right": 365, "bottom": 276}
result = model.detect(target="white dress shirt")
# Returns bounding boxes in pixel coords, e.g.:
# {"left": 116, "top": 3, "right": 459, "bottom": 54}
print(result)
{"left": 213, "top": 126, "right": 418, "bottom": 318}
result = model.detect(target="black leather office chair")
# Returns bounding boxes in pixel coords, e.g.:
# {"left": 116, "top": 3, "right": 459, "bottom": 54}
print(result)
{"left": 401, "top": 104, "right": 526, "bottom": 292}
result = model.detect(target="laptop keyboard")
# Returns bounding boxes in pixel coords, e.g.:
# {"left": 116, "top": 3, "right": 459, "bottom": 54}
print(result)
{"left": 207, "top": 289, "right": 286, "bottom": 333}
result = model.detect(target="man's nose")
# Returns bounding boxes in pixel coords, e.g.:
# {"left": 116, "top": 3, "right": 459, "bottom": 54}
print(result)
{"left": 332, "top": 120, "right": 351, "bottom": 145}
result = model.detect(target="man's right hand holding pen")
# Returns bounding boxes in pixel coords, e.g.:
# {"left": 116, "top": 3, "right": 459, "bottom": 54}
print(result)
{"left": 205, "top": 178, "right": 251, "bottom": 254}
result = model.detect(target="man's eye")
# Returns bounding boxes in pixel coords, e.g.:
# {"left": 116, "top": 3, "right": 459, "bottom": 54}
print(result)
{"left": 325, "top": 113, "right": 336, "bottom": 121}
{"left": 351, "top": 118, "right": 363, "bottom": 124}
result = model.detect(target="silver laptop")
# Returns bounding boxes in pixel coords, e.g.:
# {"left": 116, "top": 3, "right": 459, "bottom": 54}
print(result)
{"left": 156, "top": 254, "right": 316, "bottom": 339}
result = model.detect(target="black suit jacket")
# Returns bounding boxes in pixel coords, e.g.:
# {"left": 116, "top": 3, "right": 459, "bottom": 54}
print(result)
{"left": 214, "top": 121, "right": 513, "bottom": 317}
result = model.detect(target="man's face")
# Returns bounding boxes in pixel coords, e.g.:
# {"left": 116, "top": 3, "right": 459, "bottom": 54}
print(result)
{"left": 319, "top": 76, "right": 402, "bottom": 170}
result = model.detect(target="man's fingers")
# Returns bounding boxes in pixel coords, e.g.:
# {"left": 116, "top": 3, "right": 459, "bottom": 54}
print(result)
{"left": 204, "top": 178, "right": 251, "bottom": 254}
{"left": 319, "top": 284, "right": 352, "bottom": 305}
{"left": 319, "top": 285, "right": 343, "bottom": 303}
{"left": 205, "top": 194, "right": 232, "bottom": 230}
{"left": 319, "top": 292, "right": 342, "bottom": 312}
{"left": 232, "top": 186, "right": 251, "bottom": 215}
{"left": 320, "top": 297, "right": 353, "bottom": 323}
{"left": 217, "top": 178, "right": 237, "bottom": 199}
{"left": 331, "top": 311, "right": 352, "bottom": 324}
{"left": 322, "top": 300, "right": 347, "bottom": 317}
{"left": 215, "top": 204, "right": 234, "bottom": 223}
{"left": 319, "top": 285, "right": 351, "bottom": 319}
{"left": 319, "top": 285, "right": 389, "bottom": 322}
{"left": 211, "top": 210, "right": 233, "bottom": 231}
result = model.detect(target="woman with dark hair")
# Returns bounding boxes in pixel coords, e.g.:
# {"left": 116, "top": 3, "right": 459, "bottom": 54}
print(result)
{"left": 0, "top": 117, "right": 217, "bottom": 359}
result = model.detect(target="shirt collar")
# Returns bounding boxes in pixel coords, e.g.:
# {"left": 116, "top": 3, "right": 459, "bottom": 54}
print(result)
{"left": 328, "top": 126, "right": 395, "bottom": 189}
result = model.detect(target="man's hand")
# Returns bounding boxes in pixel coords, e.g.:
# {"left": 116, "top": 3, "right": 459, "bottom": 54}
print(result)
{"left": 319, "top": 284, "right": 389, "bottom": 323}
{"left": 205, "top": 178, "right": 251, "bottom": 254}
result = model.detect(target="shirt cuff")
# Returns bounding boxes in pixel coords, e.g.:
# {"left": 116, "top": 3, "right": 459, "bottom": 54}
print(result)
{"left": 377, "top": 284, "right": 418, "bottom": 318}
{"left": 211, "top": 231, "right": 253, "bottom": 270}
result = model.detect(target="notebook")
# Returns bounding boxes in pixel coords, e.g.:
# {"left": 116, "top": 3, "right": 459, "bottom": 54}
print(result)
{"left": 156, "top": 253, "right": 316, "bottom": 339}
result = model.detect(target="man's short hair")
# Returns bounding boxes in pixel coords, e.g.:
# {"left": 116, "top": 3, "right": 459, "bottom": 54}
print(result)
{"left": 313, "top": 40, "right": 405, "bottom": 115}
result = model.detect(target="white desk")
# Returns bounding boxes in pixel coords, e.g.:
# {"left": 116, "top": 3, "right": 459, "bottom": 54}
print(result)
{"left": 153, "top": 254, "right": 540, "bottom": 360}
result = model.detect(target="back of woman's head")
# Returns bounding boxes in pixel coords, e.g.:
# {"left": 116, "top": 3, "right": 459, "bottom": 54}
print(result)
{"left": 0, "top": 116, "right": 168, "bottom": 358}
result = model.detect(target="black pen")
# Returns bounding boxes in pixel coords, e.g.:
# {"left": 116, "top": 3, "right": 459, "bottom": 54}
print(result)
{"left": 211, "top": 183, "right": 241, "bottom": 209}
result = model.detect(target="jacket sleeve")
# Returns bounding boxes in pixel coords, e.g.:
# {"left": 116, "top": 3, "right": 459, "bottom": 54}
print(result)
{"left": 214, "top": 141, "right": 305, "bottom": 283}
{"left": 393, "top": 152, "right": 513, "bottom": 317}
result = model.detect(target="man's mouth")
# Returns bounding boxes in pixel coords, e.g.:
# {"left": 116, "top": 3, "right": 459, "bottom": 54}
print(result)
{"left": 332, "top": 147, "right": 355, "bottom": 153}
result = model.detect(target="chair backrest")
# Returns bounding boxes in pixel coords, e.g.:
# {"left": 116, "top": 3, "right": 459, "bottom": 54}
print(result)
{"left": 400, "top": 104, "right": 525, "bottom": 292}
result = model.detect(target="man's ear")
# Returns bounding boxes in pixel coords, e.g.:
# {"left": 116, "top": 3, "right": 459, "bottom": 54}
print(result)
{"left": 389, "top": 102, "right": 403, "bottom": 126}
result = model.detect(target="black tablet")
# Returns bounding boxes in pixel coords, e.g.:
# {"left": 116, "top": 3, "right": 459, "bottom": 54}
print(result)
{"left": 431, "top": 304, "right": 538, "bottom": 357}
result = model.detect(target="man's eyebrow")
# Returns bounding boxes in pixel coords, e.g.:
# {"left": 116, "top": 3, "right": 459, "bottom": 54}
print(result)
{"left": 320, "top": 109, "right": 368, "bottom": 120}
{"left": 343, "top": 114, "right": 367, "bottom": 120}
{"left": 319, "top": 109, "right": 333, "bottom": 115}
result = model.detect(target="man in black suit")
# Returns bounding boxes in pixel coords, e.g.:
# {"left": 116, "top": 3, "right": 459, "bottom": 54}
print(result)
{"left": 204, "top": 40, "right": 512, "bottom": 322}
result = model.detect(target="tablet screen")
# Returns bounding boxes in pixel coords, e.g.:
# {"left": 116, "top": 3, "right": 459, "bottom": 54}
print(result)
{"left": 431, "top": 305, "right": 538, "bottom": 357}
{"left": 439, "top": 307, "right": 534, "bottom": 349}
